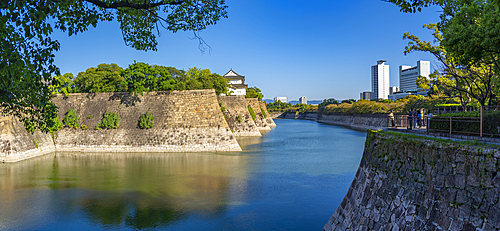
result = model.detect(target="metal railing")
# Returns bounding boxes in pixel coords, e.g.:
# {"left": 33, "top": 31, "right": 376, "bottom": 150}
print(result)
{"left": 387, "top": 106, "right": 500, "bottom": 138}
{"left": 387, "top": 115, "right": 429, "bottom": 129}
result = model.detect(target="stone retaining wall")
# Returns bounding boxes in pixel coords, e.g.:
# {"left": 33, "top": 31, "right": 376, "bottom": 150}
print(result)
{"left": 246, "top": 98, "right": 271, "bottom": 131}
{"left": 52, "top": 90, "right": 241, "bottom": 153}
{"left": 0, "top": 115, "right": 55, "bottom": 162}
{"left": 2, "top": 90, "right": 242, "bottom": 162}
{"left": 318, "top": 114, "right": 387, "bottom": 130}
{"left": 324, "top": 130, "right": 500, "bottom": 231}
{"left": 259, "top": 101, "right": 276, "bottom": 127}
{"left": 270, "top": 112, "right": 286, "bottom": 118}
{"left": 218, "top": 95, "right": 261, "bottom": 137}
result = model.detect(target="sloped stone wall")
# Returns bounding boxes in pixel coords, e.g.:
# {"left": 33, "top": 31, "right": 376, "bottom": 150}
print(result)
{"left": 324, "top": 130, "right": 500, "bottom": 231}
{"left": 259, "top": 101, "right": 276, "bottom": 127}
{"left": 246, "top": 98, "right": 271, "bottom": 131}
{"left": 52, "top": 90, "right": 241, "bottom": 153}
{"left": 270, "top": 112, "right": 286, "bottom": 118}
{"left": 318, "top": 114, "right": 387, "bottom": 130}
{"left": 1, "top": 90, "right": 242, "bottom": 162}
{"left": 218, "top": 95, "right": 261, "bottom": 137}
{"left": 0, "top": 115, "right": 55, "bottom": 162}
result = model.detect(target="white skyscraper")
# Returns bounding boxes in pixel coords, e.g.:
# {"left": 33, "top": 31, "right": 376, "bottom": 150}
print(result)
{"left": 299, "top": 97, "right": 307, "bottom": 104}
{"left": 371, "top": 60, "right": 390, "bottom": 100}
{"left": 399, "top": 60, "right": 431, "bottom": 92}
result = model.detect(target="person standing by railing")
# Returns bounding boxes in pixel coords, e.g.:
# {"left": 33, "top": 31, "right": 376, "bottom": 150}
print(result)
{"left": 388, "top": 110, "right": 395, "bottom": 128}
{"left": 419, "top": 108, "right": 425, "bottom": 127}
{"left": 427, "top": 110, "right": 433, "bottom": 128}
{"left": 412, "top": 109, "right": 418, "bottom": 129}
{"left": 408, "top": 109, "right": 413, "bottom": 130}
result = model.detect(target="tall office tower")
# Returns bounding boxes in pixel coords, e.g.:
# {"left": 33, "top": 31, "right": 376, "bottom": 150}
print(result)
{"left": 299, "top": 97, "right": 307, "bottom": 104}
{"left": 399, "top": 60, "right": 431, "bottom": 92}
{"left": 371, "top": 60, "right": 390, "bottom": 100}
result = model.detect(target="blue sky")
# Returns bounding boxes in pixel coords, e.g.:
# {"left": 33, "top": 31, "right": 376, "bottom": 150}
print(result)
{"left": 52, "top": 0, "right": 442, "bottom": 101}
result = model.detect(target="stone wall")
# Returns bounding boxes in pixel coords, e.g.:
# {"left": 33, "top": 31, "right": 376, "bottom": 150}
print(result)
{"left": 1, "top": 90, "right": 243, "bottom": 162}
{"left": 217, "top": 95, "right": 261, "bottom": 137}
{"left": 278, "top": 112, "right": 318, "bottom": 121}
{"left": 0, "top": 115, "right": 55, "bottom": 162}
{"left": 324, "top": 130, "right": 500, "bottom": 231}
{"left": 270, "top": 112, "right": 286, "bottom": 119}
{"left": 246, "top": 98, "right": 271, "bottom": 131}
{"left": 51, "top": 90, "right": 241, "bottom": 153}
{"left": 259, "top": 101, "right": 276, "bottom": 127}
{"left": 318, "top": 114, "right": 387, "bottom": 131}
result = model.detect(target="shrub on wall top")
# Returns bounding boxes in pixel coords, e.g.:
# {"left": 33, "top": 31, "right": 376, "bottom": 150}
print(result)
{"left": 260, "top": 106, "right": 267, "bottom": 118}
{"left": 219, "top": 101, "right": 226, "bottom": 112}
{"left": 63, "top": 108, "right": 80, "bottom": 129}
{"left": 97, "top": 110, "right": 120, "bottom": 129}
{"left": 248, "top": 105, "right": 256, "bottom": 121}
{"left": 140, "top": 111, "right": 154, "bottom": 129}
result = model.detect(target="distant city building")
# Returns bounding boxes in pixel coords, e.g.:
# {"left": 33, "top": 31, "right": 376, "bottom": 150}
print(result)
{"left": 223, "top": 69, "right": 248, "bottom": 96}
{"left": 274, "top": 96, "right": 288, "bottom": 103}
{"left": 389, "top": 86, "right": 400, "bottom": 95}
{"left": 299, "top": 97, "right": 307, "bottom": 104}
{"left": 371, "top": 60, "right": 390, "bottom": 100}
{"left": 360, "top": 91, "right": 372, "bottom": 100}
{"left": 389, "top": 60, "right": 431, "bottom": 101}
{"left": 399, "top": 60, "right": 430, "bottom": 92}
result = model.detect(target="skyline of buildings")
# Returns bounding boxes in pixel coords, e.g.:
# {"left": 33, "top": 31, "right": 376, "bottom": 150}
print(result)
{"left": 361, "top": 59, "right": 430, "bottom": 101}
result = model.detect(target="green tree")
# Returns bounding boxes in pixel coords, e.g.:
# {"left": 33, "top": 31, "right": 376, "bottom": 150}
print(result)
{"left": 266, "top": 101, "right": 293, "bottom": 111}
{"left": 246, "top": 87, "right": 264, "bottom": 101}
{"left": 1, "top": 0, "right": 228, "bottom": 132}
{"left": 341, "top": 99, "right": 356, "bottom": 104}
{"left": 318, "top": 98, "right": 339, "bottom": 112}
{"left": 73, "top": 63, "right": 125, "bottom": 93}
{"left": 49, "top": 73, "right": 74, "bottom": 96}
{"left": 403, "top": 24, "right": 496, "bottom": 108}
{"left": 172, "top": 67, "right": 228, "bottom": 95}
{"left": 122, "top": 62, "right": 176, "bottom": 96}
{"left": 185, "top": 67, "right": 229, "bottom": 95}
{"left": 388, "top": 0, "right": 500, "bottom": 100}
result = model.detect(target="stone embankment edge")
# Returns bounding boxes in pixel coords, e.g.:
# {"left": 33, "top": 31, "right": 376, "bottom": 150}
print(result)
{"left": 1, "top": 90, "right": 243, "bottom": 163}
{"left": 259, "top": 101, "right": 276, "bottom": 127}
{"left": 246, "top": 98, "right": 271, "bottom": 131}
{"left": 271, "top": 112, "right": 387, "bottom": 131}
{"left": 324, "top": 130, "right": 500, "bottom": 231}
{"left": 217, "top": 95, "right": 262, "bottom": 137}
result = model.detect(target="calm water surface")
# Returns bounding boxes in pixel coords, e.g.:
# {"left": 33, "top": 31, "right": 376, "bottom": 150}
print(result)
{"left": 0, "top": 119, "right": 366, "bottom": 230}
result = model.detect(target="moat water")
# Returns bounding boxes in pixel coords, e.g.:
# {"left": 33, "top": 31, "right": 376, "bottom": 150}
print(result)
{"left": 0, "top": 119, "right": 366, "bottom": 230}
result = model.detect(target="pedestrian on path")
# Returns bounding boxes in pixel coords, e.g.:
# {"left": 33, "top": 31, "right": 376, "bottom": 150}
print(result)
{"left": 408, "top": 109, "right": 413, "bottom": 130}
{"left": 388, "top": 110, "right": 395, "bottom": 128}
{"left": 427, "top": 110, "right": 434, "bottom": 128}
{"left": 412, "top": 109, "right": 418, "bottom": 129}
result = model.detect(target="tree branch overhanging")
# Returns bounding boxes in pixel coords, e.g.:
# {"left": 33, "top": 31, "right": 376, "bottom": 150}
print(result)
{"left": 83, "top": 0, "right": 185, "bottom": 10}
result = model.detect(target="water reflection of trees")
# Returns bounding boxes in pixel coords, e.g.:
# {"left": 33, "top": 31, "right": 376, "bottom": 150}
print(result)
{"left": 80, "top": 191, "right": 183, "bottom": 229}
{"left": 0, "top": 152, "right": 251, "bottom": 229}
